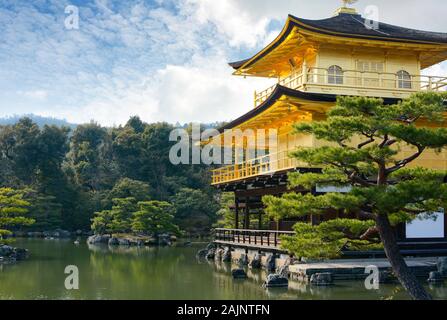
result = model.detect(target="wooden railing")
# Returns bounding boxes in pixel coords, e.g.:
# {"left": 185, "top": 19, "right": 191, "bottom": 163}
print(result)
{"left": 254, "top": 67, "right": 447, "bottom": 107}
{"left": 214, "top": 228, "right": 296, "bottom": 249}
{"left": 211, "top": 150, "right": 309, "bottom": 185}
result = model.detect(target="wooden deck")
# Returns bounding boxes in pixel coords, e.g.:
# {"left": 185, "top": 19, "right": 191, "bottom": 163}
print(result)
{"left": 214, "top": 228, "right": 294, "bottom": 253}
{"left": 213, "top": 228, "right": 447, "bottom": 257}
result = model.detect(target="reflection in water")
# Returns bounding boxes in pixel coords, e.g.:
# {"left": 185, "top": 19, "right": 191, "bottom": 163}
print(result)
{"left": 0, "top": 238, "right": 446, "bottom": 300}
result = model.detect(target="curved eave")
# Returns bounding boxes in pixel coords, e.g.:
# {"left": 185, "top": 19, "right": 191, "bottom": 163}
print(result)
{"left": 289, "top": 14, "right": 447, "bottom": 46}
{"left": 218, "top": 85, "right": 411, "bottom": 133}
{"left": 230, "top": 14, "right": 447, "bottom": 73}
{"left": 229, "top": 16, "right": 296, "bottom": 73}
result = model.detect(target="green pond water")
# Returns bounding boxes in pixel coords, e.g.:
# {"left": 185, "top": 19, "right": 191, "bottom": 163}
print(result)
{"left": 1, "top": 238, "right": 447, "bottom": 300}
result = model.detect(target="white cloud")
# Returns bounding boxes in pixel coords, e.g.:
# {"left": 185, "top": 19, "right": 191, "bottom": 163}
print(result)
{"left": 18, "top": 90, "right": 48, "bottom": 100}
{"left": 1, "top": 0, "right": 447, "bottom": 126}
{"left": 186, "top": 0, "right": 271, "bottom": 47}
{"left": 47, "top": 52, "right": 274, "bottom": 126}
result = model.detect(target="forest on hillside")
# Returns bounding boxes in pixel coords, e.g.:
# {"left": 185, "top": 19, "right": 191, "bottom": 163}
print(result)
{"left": 0, "top": 116, "right": 223, "bottom": 236}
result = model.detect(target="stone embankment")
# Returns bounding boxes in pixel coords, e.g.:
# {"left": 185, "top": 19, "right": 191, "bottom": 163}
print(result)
{"left": 200, "top": 243, "right": 447, "bottom": 287}
{"left": 87, "top": 233, "right": 178, "bottom": 247}
{"left": 0, "top": 245, "right": 28, "bottom": 264}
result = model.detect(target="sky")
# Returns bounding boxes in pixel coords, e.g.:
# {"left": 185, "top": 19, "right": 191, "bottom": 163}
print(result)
{"left": 0, "top": 0, "right": 446, "bottom": 126}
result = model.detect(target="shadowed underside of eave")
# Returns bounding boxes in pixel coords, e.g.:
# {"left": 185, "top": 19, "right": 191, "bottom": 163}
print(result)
{"left": 218, "top": 85, "right": 404, "bottom": 132}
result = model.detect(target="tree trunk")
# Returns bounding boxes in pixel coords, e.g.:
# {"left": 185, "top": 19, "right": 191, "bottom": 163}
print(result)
{"left": 375, "top": 214, "right": 432, "bottom": 300}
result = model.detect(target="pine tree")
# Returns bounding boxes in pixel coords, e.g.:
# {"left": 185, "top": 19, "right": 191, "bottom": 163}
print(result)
{"left": 264, "top": 92, "right": 447, "bottom": 300}
{"left": 131, "top": 201, "right": 180, "bottom": 236}
{"left": 0, "top": 188, "right": 34, "bottom": 244}
{"left": 91, "top": 210, "right": 114, "bottom": 236}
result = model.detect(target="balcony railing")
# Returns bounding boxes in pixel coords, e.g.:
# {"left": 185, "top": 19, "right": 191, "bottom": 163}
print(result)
{"left": 211, "top": 150, "right": 309, "bottom": 185}
{"left": 254, "top": 67, "right": 447, "bottom": 107}
{"left": 214, "top": 228, "right": 296, "bottom": 249}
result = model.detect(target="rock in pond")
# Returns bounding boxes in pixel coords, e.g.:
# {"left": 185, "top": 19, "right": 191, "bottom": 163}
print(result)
{"left": 206, "top": 242, "right": 216, "bottom": 251}
{"left": 196, "top": 249, "right": 208, "bottom": 258}
{"left": 310, "top": 272, "right": 333, "bottom": 286}
{"left": 145, "top": 238, "right": 158, "bottom": 246}
{"left": 43, "top": 229, "right": 71, "bottom": 238}
{"left": 222, "top": 247, "right": 232, "bottom": 262}
{"left": 238, "top": 254, "right": 249, "bottom": 266}
{"left": 265, "top": 254, "right": 276, "bottom": 272}
{"left": 0, "top": 245, "right": 29, "bottom": 262}
{"left": 263, "top": 274, "right": 288, "bottom": 288}
{"left": 118, "top": 238, "right": 131, "bottom": 246}
{"left": 158, "top": 234, "right": 172, "bottom": 246}
{"left": 108, "top": 237, "right": 120, "bottom": 246}
{"left": 232, "top": 268, "right": 247, "bottom": 279}
{"left": 87, "top": 235, "right": 111, "bottom": 245}
{"left": 249, "top": 254, "right": 262, "bottom": 269}
{"left": 0, "top": 245, "right": 14, "bottom": 257}
{"left": 206, "top": 247, "right": 216, "bottom": 260}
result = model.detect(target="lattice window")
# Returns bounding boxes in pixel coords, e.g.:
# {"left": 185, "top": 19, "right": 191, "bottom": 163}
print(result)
{"left": 328, "top": 65, "right": 343, "bottom": 84}
{"left": 356, "top": 61, "right": 384, "bottom": 87}
{"left": 397, "top": 70, "right": 412, "bottom": 89}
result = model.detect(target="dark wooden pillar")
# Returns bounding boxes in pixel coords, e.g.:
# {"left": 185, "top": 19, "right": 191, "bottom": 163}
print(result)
{"left": 244, "top": 197, "right": 250, "bottom": 229}
{"left": 310, "top": 214, "right": 318, "bottom": 226}
{"left": 235, "top": 197, "right": 239, "bottom": 229}
{"left": 258, "top": 211, "right": 262, "bottom": 230}
{"left": 444, "top": 210, "right": 447, "bottom": 240}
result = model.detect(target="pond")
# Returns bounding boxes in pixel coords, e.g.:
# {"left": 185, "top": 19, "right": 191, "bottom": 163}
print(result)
{"left": 1, "top": 238, "right": 446, "bottom": 300}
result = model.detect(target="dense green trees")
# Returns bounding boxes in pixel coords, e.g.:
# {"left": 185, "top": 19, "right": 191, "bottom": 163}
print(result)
{"left": 171, "top": 188, "right": 220, "bottom": 234}
{"left": 24, "top": 191, "right": 62, "bottom": 231}
{"left": 91, "top": 198, "right": 180, "bottom": 237}
{"left": 0, "top": 116, "right": 219, "bottom": 235}
{"left": 264, "top": 92, "right": 447, "bottom": 300}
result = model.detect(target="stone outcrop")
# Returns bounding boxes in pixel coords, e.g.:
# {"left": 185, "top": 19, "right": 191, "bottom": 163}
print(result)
{"left": 310, "top": 272, "right": 333, "bottom": 286}
{"left": 89, "top": 234, "right": 167, "bottom": 247}
{"left": 265, "top": 254, "right": 276, "bottom": 272}
{"left": 249, "top": 254, "right": 262, "bottom": 269}
{"left": 196, "top": 249, "right": 208, "bottom": 258}
{"left": 238, "top": 254, "right": 249, "bottom": 266}
{"left": 195, "top": 242, "right": 216, "bottom": 260}
{"left": 0, "top": 245, "right": 28, "bottom": 263}
{"left": 222, "top": 247, "right": 232, "bottom": 262}
{"left": 263, "top": 274, "right": 288, "bottom": 288}
{"left": 158, "top": 234, "right": 172, "bottom": 246}
{"left": 87, "top": 235, "right": 111, "bottom": 245}
{"left": 206, "top": 247, "right": 216, "bottom": 260}
{"left": 108, "top": 237, "right": 120, "bottom": 246}
{"left": 118, "top": 238, "right": 131, "bottom": 246}
{"left": 277, "top": 257, "right": 292, "bottom": 277}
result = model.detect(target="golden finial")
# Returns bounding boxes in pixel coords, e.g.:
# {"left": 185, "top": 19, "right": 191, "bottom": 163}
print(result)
{"left": 335, "top": 0, "right": 358, "bottom": 15}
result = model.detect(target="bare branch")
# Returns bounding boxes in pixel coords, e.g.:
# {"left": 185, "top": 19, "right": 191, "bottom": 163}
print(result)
{"left": 386, "top": 145, "right": 425, "bottom": 175}
{"left": 358, "top": 137, "right": 375, "bottom": 149}
{"left": 359, "top": 210, "right": 375, "bottom": 219}
{"left": 401, "top": 208, "right": 426, "bottom": 214}
{"left": 360, "top": 226, "right": 379, "bottom": 240}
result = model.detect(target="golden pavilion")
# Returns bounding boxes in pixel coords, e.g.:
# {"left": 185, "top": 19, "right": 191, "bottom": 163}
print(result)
{"left": 211, "top": 3, "right": 447, "bottom": 245}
